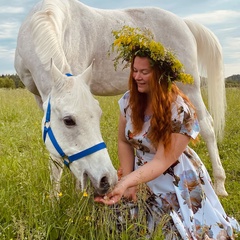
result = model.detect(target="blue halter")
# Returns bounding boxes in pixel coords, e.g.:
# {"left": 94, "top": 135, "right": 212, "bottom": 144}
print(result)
{"left": 43, "top": 73, "right": 106, "bottom": 167}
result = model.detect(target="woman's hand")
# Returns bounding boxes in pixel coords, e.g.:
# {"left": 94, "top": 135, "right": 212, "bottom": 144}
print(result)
{"left": 122, "top": 186, "right": 137, "bottom": 202}
{"left": 94, "top": 180, "right": 128, "bottom": 205}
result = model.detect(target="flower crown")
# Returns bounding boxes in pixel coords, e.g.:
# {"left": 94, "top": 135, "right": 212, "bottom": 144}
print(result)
{"left": 109, "top": 25, "right": 194, "bottom": 85}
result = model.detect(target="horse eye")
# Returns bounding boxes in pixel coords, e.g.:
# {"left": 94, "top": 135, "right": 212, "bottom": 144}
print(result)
{"left": 63, "top": 116, "right": 76, "bottom": 126}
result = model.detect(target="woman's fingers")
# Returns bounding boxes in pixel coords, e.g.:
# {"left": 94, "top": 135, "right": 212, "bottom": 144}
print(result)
{"left": 94, "top": 194, "right": 120, "bottom": 205}
{"left": 94, "top": 196, "right": 103, "bottom": 202}
{"left": 103, "top": 195, "right": 119, "bottom": 205}
{"left": 94, "top": 181, "right": 127, "bottom": 205}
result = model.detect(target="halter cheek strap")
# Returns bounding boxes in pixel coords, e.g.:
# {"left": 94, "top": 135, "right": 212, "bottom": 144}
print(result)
{"left": 43, "top": 73, "right": 107, "bottom": 167}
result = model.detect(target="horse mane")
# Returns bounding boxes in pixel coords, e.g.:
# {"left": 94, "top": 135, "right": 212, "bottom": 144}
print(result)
{"left": 30, "top": 0, "right": 71, "bottom": 72}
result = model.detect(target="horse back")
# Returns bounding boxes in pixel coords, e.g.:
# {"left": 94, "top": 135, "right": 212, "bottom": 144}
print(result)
{"left": 15, "top": 0, "right": 197, "bottom": 97}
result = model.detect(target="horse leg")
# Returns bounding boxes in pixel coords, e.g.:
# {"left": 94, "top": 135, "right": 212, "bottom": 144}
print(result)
{"left": 188, "top": 87, "right": 228, "bottom": 196}
{"left": 183, "top": 19, "right": 227, "bottom": 196}
{"left": 198, "top": 110, "right": 228, "bottom": 196}
{"left": 49, "top": 154, "right": 64, "bottom": 199}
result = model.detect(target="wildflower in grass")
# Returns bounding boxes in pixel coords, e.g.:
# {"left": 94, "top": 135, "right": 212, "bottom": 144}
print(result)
{"left": 83, "top": 189, "right": 88, "bottom": 197}
{"left": 58, "top": 192, "right": 63, "bottom": 197}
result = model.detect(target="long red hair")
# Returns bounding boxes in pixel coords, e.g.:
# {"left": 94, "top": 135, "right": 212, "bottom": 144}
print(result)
{"left": 128, "top": 57, "right": 195, "bottom": 150}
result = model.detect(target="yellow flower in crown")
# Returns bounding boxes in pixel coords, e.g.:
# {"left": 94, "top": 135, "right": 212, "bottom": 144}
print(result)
{"left": 109, "top": 25, "right": 194, "bottom": 85}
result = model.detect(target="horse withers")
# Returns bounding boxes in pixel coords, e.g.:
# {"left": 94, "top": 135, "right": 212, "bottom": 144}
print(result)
{"left": 14, "top": 0, "right": 227, "bottom": 196}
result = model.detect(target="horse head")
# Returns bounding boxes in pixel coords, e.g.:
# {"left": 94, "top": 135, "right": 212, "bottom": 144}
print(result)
{"left": 42, "top": 60, "right": 118, "bottom": 196}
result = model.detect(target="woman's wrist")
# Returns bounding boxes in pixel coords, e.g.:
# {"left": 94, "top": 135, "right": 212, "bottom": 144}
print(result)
{"left": 117, "top": 177, "right": 128, "bottom": 191}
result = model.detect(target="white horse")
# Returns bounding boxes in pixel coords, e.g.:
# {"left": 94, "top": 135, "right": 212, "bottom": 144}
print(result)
{"left": 41, "top": 60, "right": 118, "bottom": 196}
{"left": 14, "top": 0, "right": 227, "bottom": 196}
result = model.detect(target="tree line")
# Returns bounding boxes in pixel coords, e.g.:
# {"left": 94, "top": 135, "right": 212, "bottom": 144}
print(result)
{"left": 0, "top": 73, "right": 240, "bottom": 89}
{"left": 0, "top": 74, "right": 24, "bottom": 89}
{"left": 225, "top": 74, "right": 240, "bottom": 87}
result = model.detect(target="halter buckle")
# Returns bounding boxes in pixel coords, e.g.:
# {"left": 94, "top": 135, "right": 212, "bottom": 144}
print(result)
{"left": 44, "top": 121, "right": 51, "bottom": 128}
{"left": 63, "top": 155, "right": 71, "bottom": 167}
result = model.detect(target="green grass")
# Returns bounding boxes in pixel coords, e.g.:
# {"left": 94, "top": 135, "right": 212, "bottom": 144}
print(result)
{"left": 0, "top": 88, "right": 239, "bottom": 239}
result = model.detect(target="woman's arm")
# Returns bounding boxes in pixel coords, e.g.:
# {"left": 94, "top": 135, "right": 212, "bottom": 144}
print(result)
{"left": 117, "top": 114, "right": 137, "bottom": 201}
{"left": 95, "top": 132, "right": 190, "bottom": 205}
{"left": 118, "top": 114, "right": 135, "bottom": 177}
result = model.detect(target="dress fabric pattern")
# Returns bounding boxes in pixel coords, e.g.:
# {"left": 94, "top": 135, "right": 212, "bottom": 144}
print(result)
{"left": 118, "top": 91, "right": 239, "bottom": 240}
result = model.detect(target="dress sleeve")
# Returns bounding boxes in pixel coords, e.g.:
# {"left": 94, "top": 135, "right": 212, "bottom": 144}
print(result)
{"left": 171, "top": 97, "right": 200, "bottom": 139}
{"left": 118, "top": 91, "right": 130, "bottom": 118}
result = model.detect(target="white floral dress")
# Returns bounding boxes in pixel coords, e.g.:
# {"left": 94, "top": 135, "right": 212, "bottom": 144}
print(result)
{"left": 118, "top": 91, "right": 239, "bottom": 240}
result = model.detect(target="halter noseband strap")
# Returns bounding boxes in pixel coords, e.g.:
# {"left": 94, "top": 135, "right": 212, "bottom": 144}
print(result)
{"left": 43, "top": 73, "right": 107, "bottom": 167}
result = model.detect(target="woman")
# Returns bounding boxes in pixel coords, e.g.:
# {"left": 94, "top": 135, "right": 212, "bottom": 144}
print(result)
{"left": 95, "top": 26, "right": 239, "bottom": 239}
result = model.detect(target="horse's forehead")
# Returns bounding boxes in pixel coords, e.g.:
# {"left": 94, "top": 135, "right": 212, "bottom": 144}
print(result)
{"left": 53, "top": 77, "right": 83, "bottom": 96}
{"left": 64, "top": 77, "right": 75, "bottom": 89}
{"left": 54, "top": 81, "right": 98, "bottom": 111}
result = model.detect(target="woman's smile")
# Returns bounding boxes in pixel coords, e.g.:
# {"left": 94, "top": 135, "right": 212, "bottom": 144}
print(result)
{"left": 132, "top": 56, "right": 152, "bottom": 93}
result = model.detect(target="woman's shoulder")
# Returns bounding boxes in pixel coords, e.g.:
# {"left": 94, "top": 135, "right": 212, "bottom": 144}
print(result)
{"left": 172, "top": 95, "right": 200, "bottom": 139}
{"left": 118, "top": 91, "right": 130, "bottom": 116}
{"left": 172, "top": 95, "right": 193, "bottom": 113}
{"left": 171, "top": 94, "right": 197, "bottom": 126}
{"left": 174, "top": 94, "right": 186, "bottom": 105}
{"left": 118, "top": 91, "right": 130, "bottom": 105}
{"left": 121, "top": 90, "right": 130, "bottom": 100}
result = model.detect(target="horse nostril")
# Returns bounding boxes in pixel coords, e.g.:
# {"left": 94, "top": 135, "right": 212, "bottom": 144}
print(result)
{"left": 100, "top": 176, "right": 110, "bottom": 191}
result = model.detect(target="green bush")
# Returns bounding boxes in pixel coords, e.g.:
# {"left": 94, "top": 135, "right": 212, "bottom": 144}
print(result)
{"left": 0, "top": 77, "right": 15, "bottom": 88}
{"left": 0, "top": 74, "right": 25, "bottom": 89}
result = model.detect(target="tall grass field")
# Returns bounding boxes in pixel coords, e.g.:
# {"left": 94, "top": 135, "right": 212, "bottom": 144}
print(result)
{"left": 0, "top": 88, "right": 239, "bottom": 239}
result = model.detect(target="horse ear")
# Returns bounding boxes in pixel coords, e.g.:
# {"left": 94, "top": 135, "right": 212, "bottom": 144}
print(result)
{"left": 78, "top": 59, "right": 95, "bottom": 86}
{"left": 50, "top": 59, "right": 65, "bottom": 91}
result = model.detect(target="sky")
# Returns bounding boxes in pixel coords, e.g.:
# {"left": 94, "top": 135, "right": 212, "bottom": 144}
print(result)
{"left": 0, "top": 0, "right": 239, "bottom": 77}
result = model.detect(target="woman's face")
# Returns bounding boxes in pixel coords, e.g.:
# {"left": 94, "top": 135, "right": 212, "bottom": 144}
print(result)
{"left": 132, "top": 56, "right": 153, "bottom": 94}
